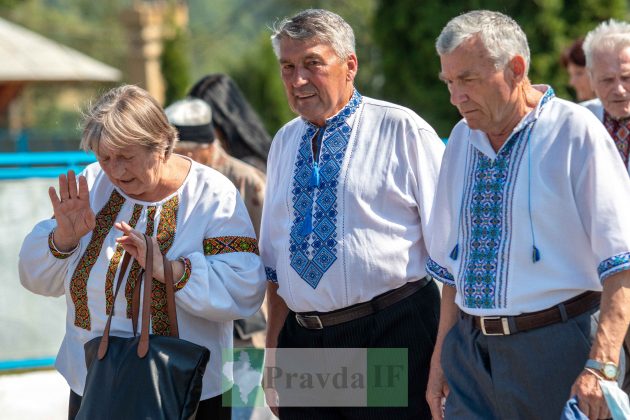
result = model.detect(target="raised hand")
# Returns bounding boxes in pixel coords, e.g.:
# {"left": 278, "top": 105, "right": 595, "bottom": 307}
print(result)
{"left": 49, "top": 170, "right": 95, "bottom": 251}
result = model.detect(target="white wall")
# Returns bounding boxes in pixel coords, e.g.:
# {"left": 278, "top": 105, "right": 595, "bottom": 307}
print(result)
{"left": 0, "top": 178, "right": 65, "bottom": 361}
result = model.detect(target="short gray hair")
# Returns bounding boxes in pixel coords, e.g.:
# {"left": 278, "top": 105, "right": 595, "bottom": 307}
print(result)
{"left": 583, "top": 19, "right": 630, "bottom": 70}
{"left": 436, "top": 10, "right": 530, "bottom": 75}
{"left": 80, "top": 85, "right": 177, "bottom": 158}
{"left": 270, "top": 9, "right": 355, "bottom": 60}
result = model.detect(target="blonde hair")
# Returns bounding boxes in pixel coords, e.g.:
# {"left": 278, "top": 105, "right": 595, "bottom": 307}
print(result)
{"left": 80, "top": 85, "right": 178, "bottom": 157}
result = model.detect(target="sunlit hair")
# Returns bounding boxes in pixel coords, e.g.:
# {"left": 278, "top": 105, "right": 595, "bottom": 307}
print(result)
{"left": 80, "top": 85, "right": 178, "bottom": 158}
{"left": 436, "top": 10, "right": 530, "bottom": 75}
{"left": 583, "top": 19, "right": 630, "bottom": 70}
{"left": 270, "top": 8, "right": 355, "bottom": 60}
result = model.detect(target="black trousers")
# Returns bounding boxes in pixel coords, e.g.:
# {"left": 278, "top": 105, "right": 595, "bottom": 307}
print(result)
{"left": 69, "top": 389, "right": 232, "bottom": 420}
{"left": 277, "top": 280, "right": 440, "bottom": 420}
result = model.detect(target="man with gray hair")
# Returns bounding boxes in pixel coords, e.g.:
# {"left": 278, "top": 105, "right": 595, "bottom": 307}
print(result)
{"left": 582, "top": 19, "right": 630, "bottom": 174}
{"left": 426, "top": 10, "right": 630, "bottom": 420}
{"left": 260, "top": 8, "right": 444, "bottom": 419}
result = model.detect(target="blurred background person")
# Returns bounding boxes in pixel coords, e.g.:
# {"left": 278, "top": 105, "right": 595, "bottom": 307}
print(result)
{"left": 561, "top": 37, "right": 597, "bottom": 102}
{"left": 18, "top": 85, "right": 265, "bottom": 420}
{"left": 165, "top": 97, "right": 267, "bottom": 349}
{"left": 189, "top": 74, "right": 273, "bottom": 172}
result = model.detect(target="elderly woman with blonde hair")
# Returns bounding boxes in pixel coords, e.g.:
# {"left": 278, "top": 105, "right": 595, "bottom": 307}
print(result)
{"left": 18, "top": 85, "right": 265, "bottom": 420}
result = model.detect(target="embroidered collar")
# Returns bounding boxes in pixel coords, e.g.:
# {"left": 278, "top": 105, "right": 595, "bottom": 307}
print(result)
{"left": 467, "top": 85, "right": 555, "bottom": 158}
{"left": 302, "top": 89, "right": 363, "bottom": 131}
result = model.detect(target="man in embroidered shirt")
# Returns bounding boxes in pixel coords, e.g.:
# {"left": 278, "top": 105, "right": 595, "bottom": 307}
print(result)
{"left": 582, "top": 20, "right": 630, "bottom": 173}
{"left": 426, "top": 10, "right": 630, "bottom": 420}
{"left": 259, "top": 8, "right": 445, "bottom": 419}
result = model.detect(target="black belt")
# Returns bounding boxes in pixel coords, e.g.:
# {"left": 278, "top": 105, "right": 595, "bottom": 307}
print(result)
{"left": 295, "top": 276, "right": 432, "bottom": 330}
{"left": 470, "top": 291, "right": 601, "bottom": 336}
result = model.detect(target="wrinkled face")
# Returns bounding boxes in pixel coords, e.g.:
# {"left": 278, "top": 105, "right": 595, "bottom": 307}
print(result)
{"left": 567, "top": 63, "right": 594, "bottom": 101}
{"left": 279, "top": 37, "right": 357, "bottom": 126}
{"left": 97, "top": 142, "right": 164, "bottom": 201}
{"left": 439, "top": 37, "right": 517, "bottom": 134}
{"left": 591, "top": 46, "right": 630, "bottom": 119}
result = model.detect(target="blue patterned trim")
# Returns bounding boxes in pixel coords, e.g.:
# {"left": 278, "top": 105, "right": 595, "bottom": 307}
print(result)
{"left": 426, "top": 257, "right": 455, "bottom": 286}
{"left": 265, "top": 266, "right": 278, "bottom": 284}
{"left": 288, "top": 90, "right": 362, "bottom": 289}
{"left": 598, "top": 253, "right": 630, "bottom": 282}
{"left": 456, "top": 88, "right": 555, "bottom": 309}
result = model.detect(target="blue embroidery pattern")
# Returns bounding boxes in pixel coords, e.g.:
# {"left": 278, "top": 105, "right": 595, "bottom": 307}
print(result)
{"left": 457, "top": 89, "right": 554, "bottom": 309}
{"left": 289, "top": 91, "right": 362, "bottom": 288}
{"left": 598, "top": 253, "right": 630, "bottom": 282}
{"left": 426, "top": 257, "right": 455, "bottom": 285}
{"left": 265, "top": 266, "right": 278, "bottom": 284}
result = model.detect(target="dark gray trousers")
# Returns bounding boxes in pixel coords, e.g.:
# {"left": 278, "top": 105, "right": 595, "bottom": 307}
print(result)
{"left": 442, "top": 308, "right": 602, "bottom": 420}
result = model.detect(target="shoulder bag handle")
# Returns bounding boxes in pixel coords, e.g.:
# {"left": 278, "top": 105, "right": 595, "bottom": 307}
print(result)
{"left": 97, "top": 251, "right": 132, "bottom": 360}
{"left": 137, "top": 234, "right": 179, "bottom": 358}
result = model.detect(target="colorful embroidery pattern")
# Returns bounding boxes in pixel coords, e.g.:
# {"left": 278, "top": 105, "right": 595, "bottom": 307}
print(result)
{"left": 598, "top": 252, "right": 630, "bottom": 282}
{"left": 70, "top": 190, "right": 125, "bottom": 330}
{"left": 48, "top": 230, "right": 75, "bottom": 259}
{"left": 125, "top": 206, "right": 157, "bottom": 318}
{"left": 289, "top": 90, "right": 362, "bottom": 289}
{"left": 457, "top": 89, "right": 554, "bottom": 309}
{"left": 175, "top": 257, "right": 191, "bottom": 291}
{"left": 203, "top": 236, "right": 259, "bottom": 255}
{"left": 426, "top": 257, "right": 455, "bottom": 285}
{"left": 105, "top": 204, "right": 142, "bottom": 315}
{"left": 151, "top": 197, "right": 179, "bottom": 336}
{"left": 265, "top": 266, "right": 278, "bottom": 284}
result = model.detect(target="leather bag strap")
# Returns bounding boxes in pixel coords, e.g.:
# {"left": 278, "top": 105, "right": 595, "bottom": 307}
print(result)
{"left": 97, "top": 251, "right": 132, "bottom": 360}
{"left": 163, "top": 253, "right": 179, "bottom": 338}
{"left": 137, "top": 234, "right": 154, "bottom": 358}
{"left": 137, "top": 234, "right": 180, "bottom": 357}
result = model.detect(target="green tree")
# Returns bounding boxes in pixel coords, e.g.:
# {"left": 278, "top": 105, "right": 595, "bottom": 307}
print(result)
{"left": 161, "top": 27, "right": 192, "bottom": 106}
{"left": 373, "top": 0, "right": 627, "bottom": 137}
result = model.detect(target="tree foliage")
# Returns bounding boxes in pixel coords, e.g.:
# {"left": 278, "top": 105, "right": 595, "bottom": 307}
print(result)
{"left": 373, "top": 0, "right": 628, "bottom": 137}
{"left": 161, "top": 27, "right": 192, "bottom": 107}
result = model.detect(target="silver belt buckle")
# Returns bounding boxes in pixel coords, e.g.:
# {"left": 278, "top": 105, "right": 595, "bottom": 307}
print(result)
{"left": 296, "top": 314, "right": 323, "bottom": 330}
{"left": 480, "top": 316, "right": 511, "bottom": 335}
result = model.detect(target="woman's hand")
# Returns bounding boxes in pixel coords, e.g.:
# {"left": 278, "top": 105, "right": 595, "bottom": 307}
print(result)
{"left": 49, "top": 170, "right": 95, "bottom": 251}
{"left": 114, "top": 222, "right": 183, "bottom": 284}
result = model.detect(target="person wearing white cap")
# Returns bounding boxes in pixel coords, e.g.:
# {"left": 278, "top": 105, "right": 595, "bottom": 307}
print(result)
{"left": 165, "top": 97, "right": 268, "bottom": 349}
{"left": 165, "top": 97, "right": 266, "bottom": 239}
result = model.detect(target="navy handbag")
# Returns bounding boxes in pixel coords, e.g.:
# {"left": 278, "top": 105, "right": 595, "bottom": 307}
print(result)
{"left": 77, "top": 234, "right": 210, "bottom": 420}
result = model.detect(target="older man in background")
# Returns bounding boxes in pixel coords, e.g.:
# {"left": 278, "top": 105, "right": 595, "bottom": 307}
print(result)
{"left": 583, "top": 20, "right": 630, "bottom": 174}
{"left": 426, "top": 10, "right": 630, "bottom": 420}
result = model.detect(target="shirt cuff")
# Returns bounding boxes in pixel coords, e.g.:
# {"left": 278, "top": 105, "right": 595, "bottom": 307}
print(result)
{"left": 174, "top": 257, "right": 192, "bottom": 291}
{"left": 265, "top": 266, "right": 278, "bottom": 284}
{"left": 598, "top": 252, "right": 630, "bottom": 283}
{"left": 426, "top": 257, "right": 456, "bottom": 286}
{"left": 48, "top": 229, "right": 78, "bottom": 259}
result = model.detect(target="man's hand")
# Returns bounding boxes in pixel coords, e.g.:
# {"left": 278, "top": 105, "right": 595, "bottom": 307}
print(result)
{"left": 426, "top": 357, "right": 449, "bottom": 420}
{"left": 571, "top": 370, "right": 610, "bottom": 420}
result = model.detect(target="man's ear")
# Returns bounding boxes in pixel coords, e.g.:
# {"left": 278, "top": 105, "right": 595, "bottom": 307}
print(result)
{"left": 346, "top": 53, "right": 358, "bottom": 82}
{"left": 508, "top": 55, "right": 526, "bottom": 83}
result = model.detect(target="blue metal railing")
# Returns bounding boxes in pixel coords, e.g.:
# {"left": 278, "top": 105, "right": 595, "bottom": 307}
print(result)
{"left": 0, "top": 151, "right": 96, "bottom": 179}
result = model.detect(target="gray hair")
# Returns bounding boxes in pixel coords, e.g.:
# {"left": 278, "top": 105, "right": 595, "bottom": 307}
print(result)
{"left": 270, "top": 9, "right": 355, "bottom": 60}
{"left": 436, "top": 10, "right": 531, "bottom": 75}
{"left": 80, "top": 85, "right": 178, "bottom": 158}
{"left": 583, "top": 19, "right": 630, "bottom": 70}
